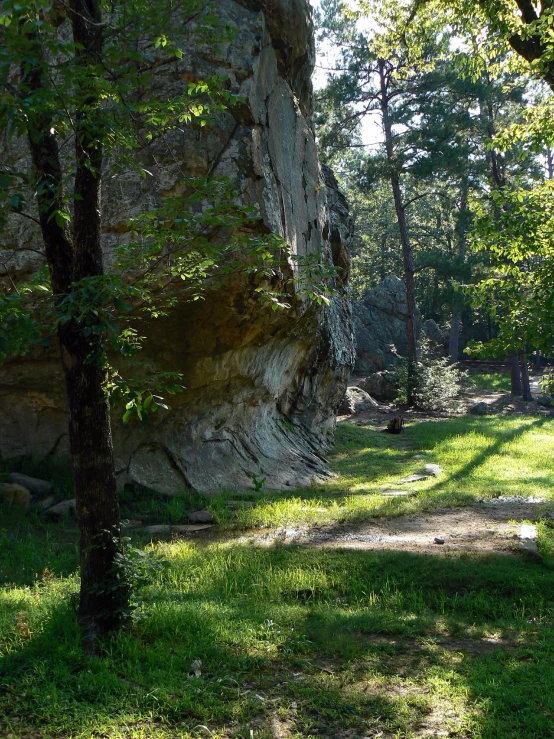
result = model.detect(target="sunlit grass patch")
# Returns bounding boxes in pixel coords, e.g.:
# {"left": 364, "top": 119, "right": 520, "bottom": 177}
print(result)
{"left": 467, "top": 370, "right": 511, "bottom": 392}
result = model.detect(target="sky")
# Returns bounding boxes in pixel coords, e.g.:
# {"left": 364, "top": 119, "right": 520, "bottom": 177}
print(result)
{"left": 310, "top": 0, "right": 385, "bottom": 147}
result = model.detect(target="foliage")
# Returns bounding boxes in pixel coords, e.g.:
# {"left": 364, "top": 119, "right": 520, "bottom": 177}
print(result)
{"left": 392, "top": 337, "right": 467, "bottom": 410}
{"left": 413, "top": 339, "right": 468, "bottom": 411}
{"left": 540, "top": 368, "right": 554, "bottom": 396}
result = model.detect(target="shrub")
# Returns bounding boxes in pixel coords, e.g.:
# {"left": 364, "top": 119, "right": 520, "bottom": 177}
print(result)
{"left": 393, "top": 338, "right": 467, "bottom": 411}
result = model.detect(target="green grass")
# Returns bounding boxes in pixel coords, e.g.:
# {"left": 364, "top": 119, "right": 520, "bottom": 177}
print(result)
{"left": 226, "top": 415, "right": 554, "bottom": 529}
{"left": 1, "top": 415, "right": 554, "bottom": 738}
{"left": 467, "top": 370, "right": 511, "bottom": 393}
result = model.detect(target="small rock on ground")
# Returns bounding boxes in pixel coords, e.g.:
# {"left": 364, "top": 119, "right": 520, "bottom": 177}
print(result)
{"left": 189, "top": 509, "right": 215, "bottom": 523}
{"left": 34, "top": 495, "right": 55, "bottom": 510}
{"left": 0, "top": 482, "right": 31, "bottom": 507}
{"left": 424, "top": 463, "right": 443, "bottom": 476}
{"left": 8, "top": 472, "right": 52, "bottom": 495}
{"left": 47, "top": 499, "right": 76, "bottom": 517}
{"left": 470, "top": 401, "right": 489, "bottom": 415}
{"left": 143, "top": 523, "right": 213, "bottom": 535}
{"left": 400, "top": 473, "right": 428, "bottom": 483}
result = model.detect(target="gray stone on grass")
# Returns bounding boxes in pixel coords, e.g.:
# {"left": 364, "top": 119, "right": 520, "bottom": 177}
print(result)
{"left": 142, "top": 523, "right": 212, "bottom": 536}
{"left": 172, "top": 524, "right": 213, "bottom": 533}
{"left": 537, "top": 395, "right": 553, "bottom": 407}
{"left": 470, "top": 402, "right": 489, "bottom": 415}
{"left": 188, "top": 509, "right": 215, "bottom": 524}
{"left": 519, "top": 523, "right": 541, "bottom": 561}
{"left": 34, "top": 495, "right": 55, "bottom": 510}
{"left": 47, "top": 499, "right": 76, "bottom": 517}
{"left": 400, "top": 473, "right": 429, "bottom": 484}
{"left": 424, "top": 464, "right": 443, "bottom": 476}
{"left": 8, "top": 472, "right": 52, "bottom": 495}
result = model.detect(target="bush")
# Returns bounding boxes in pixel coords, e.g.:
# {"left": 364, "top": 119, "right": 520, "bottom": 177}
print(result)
{"left": 393, "top": 338, "right": 467, "bottom": 411}
{"left": 540, "top": 368, "right": 554, "bottom": 395}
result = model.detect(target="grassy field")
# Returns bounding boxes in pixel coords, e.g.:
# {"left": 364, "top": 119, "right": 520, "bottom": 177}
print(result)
{"left": 1, "top": 414, "right": 554, "bottom": 738}
{"left": 466, "top": 370, "right": 511, "bottom": 393}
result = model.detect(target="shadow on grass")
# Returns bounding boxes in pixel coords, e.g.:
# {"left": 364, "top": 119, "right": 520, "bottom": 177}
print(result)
{"left": 2, "top": 545, "right": 554, "bottom": 738}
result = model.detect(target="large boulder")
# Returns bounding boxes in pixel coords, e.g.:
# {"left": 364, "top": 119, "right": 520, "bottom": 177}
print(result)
{"left": 352, "top": 275, "right": 418, "bottom": 374}
{"left": 358, "top": 371, "right": 398, "bottom": 401}
{"left": 0, "top": 1, "right": 355, "bottom": 492}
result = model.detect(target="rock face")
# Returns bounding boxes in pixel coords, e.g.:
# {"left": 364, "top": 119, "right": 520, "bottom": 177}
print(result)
{"left": 352, "top": 275, "right": 417, "bottom": 375}
{"left": 0, "top": 0, "right": 355, "bottom": 492}
{"left": 337, "top": 387, "right": 378, "bottom": 415}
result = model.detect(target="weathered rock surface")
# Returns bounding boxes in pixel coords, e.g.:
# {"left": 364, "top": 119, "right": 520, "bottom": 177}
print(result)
{"left": 357, "top": 371, "right": 398, "bottom": 401}
{"left": 8, "top": 473, "right": 52, "bottom": 496}
{"left": 0, "top": 482, "right": 31, "bottom": 508}
{"left": 352, "top": 275, "right": 418, "bottom": 375}
{"left": 338, "top": 387, "right": 378, "bottom": 415}
{"left": 0, "top": 0, "right": 355, "bottom": 493}
{"left": 188, "top": 509, "right": 215, "bottom": 524}
{"left": 46, "top": 499, "right": 76, "bottom": 517}
{"left": 470, "top": 402, "right": 489, "bottom": 416}
{"left": 421, "top": 319, "right": 448, "bottom": 348}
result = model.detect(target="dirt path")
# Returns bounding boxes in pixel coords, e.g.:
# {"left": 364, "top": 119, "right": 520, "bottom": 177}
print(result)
{"left": 236, "top": 499, "right": 550, "bottom": 557}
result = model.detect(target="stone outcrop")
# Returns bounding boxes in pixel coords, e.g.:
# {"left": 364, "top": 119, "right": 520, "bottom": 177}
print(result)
{"left": 352, "top": 275, "right": 417, "bottom": 375}
{"left": 0, "top": 0, "right": 355, "bottom": 492}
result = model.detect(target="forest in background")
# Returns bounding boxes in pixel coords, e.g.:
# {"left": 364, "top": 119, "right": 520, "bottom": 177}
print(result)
{"left": 313, "top": 0, "right": 554, "bottom": 376}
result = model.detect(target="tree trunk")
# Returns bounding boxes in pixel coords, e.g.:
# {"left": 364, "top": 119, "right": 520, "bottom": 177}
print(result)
{"left": 520, "top": 350, "right": 532, "bottom": 401}
{"left": 511, "top": 353, "right": 522, "bottom": 396}
{"left": 448, "top": 307, "right": 462, "bottom": 364}
{"left": 449, "top": 175, "right": 469, "bottom": 364}
{"left": 378, "top": 59, "right": 418, "bottom": 405}
{"left": 22, "top": 0, "right": 128, "bottom": 650}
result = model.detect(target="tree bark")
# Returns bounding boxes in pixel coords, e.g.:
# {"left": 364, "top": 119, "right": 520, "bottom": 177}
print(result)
{"left": 448, "top": 308, "right": 462, "bottom": 364}
{"left": 449, "top": 175, "right": 469, "bottom": 364}
{"left": 378, "top": 59, "right": 418, "bottom": 405}
{"left": 511, "top": 353, "right": 522, "bottom": 396}
{"left": 22, "top": 0, "right": 128, "bottom": 650}
{"left": 520, "top": 350, "right": 532, "bottom": 401}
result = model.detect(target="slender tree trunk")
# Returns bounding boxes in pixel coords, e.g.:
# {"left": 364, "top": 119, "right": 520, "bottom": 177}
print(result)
{"left": 511, "top": 353, "right": 522, "bottom": 396}
{"left": 378, "top": 59, "right": 418, "bottom": 405}
{"left": 448, "top": 308, "right": 462, "bottom": 363}
{"left": 449, "top": 175, "right": 469, "bottom": 363}
{"left": 520, "top": 350, "right": 532, "bottom": 401}
{"left": 22, "top": 0, "right": 127, "bottom": 650}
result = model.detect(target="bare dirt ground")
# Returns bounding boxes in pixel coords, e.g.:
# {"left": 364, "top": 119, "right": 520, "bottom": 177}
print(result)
{"left": 232, "top": 375, "right": 553, "bottom": 558}
{"left": 236, "top": 499, "right": 550, "bottom": 557}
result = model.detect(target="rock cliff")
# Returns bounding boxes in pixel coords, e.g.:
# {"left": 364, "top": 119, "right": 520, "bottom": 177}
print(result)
{"left": 0, "top": 0, "right": 355, "bottom": 492}
{"left": 353, "top": 275, "right": 418, "bottom": 375}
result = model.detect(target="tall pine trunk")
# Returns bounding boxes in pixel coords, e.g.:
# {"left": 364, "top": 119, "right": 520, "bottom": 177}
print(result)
{"left": 448, "top": 175, "right": 469, "bottom": 363}
{"left": 378, "top": 59, "right": 418, "bottom": 405}
{"left": 22, "top": 0, "right": 127, "bottom": 650}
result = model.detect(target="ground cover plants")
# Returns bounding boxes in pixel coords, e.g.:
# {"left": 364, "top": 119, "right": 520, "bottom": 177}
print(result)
{"left": 1, "top": 412, "right": 554, "bottom": 739}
